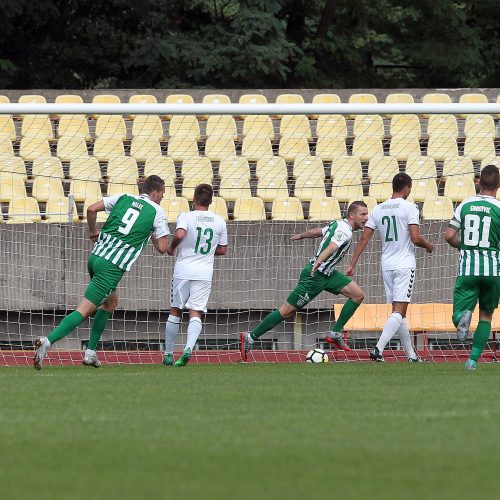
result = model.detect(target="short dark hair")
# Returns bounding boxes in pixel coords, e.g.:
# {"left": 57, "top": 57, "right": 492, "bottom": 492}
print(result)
{"left": 392, "top": 173, "right": 412, "bottom": 193}
{"left": 194, "top": 183, "right": 213, "bottom": 207}
{"left": 347, "top": 200, "right": 367, "bottom": 216}
{"left": 142, "top": 175, "right": 165, "bottom": 194}
{"left": 480, "top": 164, "right": 499, "bottom": 191}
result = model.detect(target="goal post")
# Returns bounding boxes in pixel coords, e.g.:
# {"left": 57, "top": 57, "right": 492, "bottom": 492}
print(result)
{"left": 0, "top": 101, "right": 498, "bottom": 365}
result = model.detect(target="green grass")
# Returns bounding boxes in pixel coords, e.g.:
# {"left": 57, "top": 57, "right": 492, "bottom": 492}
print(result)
{"left": 2, "top": 362, "right": 500, "bottom": 500}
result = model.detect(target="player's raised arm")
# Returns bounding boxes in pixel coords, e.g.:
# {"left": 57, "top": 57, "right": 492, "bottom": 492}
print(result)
{"left": 409, "top": 225, "right": 434, "bottom": 253}
{"left": 290, "top": 227, "right": 324, "bottom": 240}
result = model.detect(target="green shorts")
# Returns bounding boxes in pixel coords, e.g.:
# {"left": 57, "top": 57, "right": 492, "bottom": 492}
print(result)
{"left": 453, "top": 275, "right": 500, "bottom": 317}
{"left": 85, "top": 254, "right": 125, "bottom": 307}
{"left": 287, "top": 263, "right": 352, "bottom": 309}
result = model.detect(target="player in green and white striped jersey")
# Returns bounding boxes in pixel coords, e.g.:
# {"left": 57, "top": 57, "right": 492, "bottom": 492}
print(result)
{"left": 240, "top": 201, "right": 368, "bottom": 361}
{"left": 445, "top": 164, "right": 500, "bottom": 370}
{"left": 33, "top": 175, "right": 169, "bottom": 370}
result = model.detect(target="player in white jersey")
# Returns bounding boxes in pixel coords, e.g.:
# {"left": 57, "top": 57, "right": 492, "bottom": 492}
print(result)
{"left": 347, "top": 173, "right": 434, "bottom": 362}
{"left": 163, "top": 184, "right": 228, "bottom": 366}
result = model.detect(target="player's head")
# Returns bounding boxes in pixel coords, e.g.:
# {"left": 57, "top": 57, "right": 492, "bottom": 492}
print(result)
{"left": 142, "top": 175, "right": 165, "bottom": 204}
{"left": 193, "top": 183, "right": 213, "bottom": 208}
{"left": 392, "top": 173, "right": 412, "bottom": 199}
{"left": 479, "top": 164, "right": 499, "bottom": 192}
{"left": 346, "top": 201, "right": 368, "bottom": 230}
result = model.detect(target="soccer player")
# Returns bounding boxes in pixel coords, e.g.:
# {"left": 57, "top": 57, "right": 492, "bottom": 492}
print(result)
{"left": 240, "top": 201, "right": 369, "bottom": 362}
{"left": 347, "top": 173, "right": 434, "bottom": 362}
{"left": 163, "top": 184, "right": 228, "bottom": 367}
{"left": 33, "top": 175, "right": 169, "bottom": 370}
{"left": 444, "top": 164, "right": 500, "bottom": 370}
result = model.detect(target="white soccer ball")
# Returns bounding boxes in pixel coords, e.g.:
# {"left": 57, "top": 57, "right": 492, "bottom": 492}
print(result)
{"left": 306, "top": 348, "right": 329, "bottom": 363}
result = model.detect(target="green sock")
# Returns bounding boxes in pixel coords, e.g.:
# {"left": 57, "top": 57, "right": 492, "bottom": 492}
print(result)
{"left": 250, "top": 310, "right": 284, "bottom": 340}
{"left": 47, "top": 311, "right": 84, "bottom": 346}
{"left": 332, "top": 299, "right": 361, "bottom": 333}
{"left": 470, "top": 320, "right": 491, "bottom": 362}
{"left": 87, "top": 309, "right": 111, "bottom": 350}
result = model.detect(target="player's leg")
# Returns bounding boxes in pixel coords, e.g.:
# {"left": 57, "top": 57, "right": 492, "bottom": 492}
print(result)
{"left": 164, "top": 278, "right": 188, "bottom": 365}
{"left": 452, "top": 276, "right": 479, "bottom": 342}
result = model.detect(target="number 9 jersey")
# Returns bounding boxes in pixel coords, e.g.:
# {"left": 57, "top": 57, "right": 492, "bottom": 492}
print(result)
{"left": 173, "top": 210, "right": 228, "bottom": 280}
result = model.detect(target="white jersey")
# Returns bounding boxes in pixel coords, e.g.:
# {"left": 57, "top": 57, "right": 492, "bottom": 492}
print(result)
{"left": 173, "top": 210, "right": 228, "bottom": 280}
{"left": 366, "top": 197, "right": 420, "bottom": 271}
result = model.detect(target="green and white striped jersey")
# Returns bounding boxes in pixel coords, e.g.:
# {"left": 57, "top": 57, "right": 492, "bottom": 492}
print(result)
{"left": 309, "top": 219, "right": 353, "bottom": 276}
{"left": 91, "top": 193, "right": 169, "bottom": 271}
{"left": 449, "top": 195, "right": 500, "bottom": 277}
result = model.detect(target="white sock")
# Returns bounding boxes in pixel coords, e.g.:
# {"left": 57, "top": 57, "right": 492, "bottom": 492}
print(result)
{"left": 377, "top": 312, "right": 403, "bottom": 354}
{"left": 186, "top": 317, "right": 202, "bottom": 351}
{"left": 397, "top": 318, "right": 417, "bottom": 359}
{"left": 165, "top": 315, "right": 181, "bottom": 353}
{"left": 85, "top": 348, "right": 96, "bottom": 357}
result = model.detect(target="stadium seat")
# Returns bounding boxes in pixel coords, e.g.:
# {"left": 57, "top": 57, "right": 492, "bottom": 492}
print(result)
{"left": 239, "top": 94, "right": 268, "bottom": 104}
{"left": 427, "top": 114, "right": 458, "bottom": 138}
{"left": 443, "top": 175, "right": 477, "bottom": 202}
{"left": 426, "top": 136, "right": 459, "bottom": 160}
{"left": 243, "top": 115, "right": 275, "bottom": 139}
{"left": 206, "top": 115, "right": 238, "bottom": 139}
{"left": 422, "top": 93, "right": 452, "bottom": 118}
{"left": 421, "top": 196, "right": 454, "bottom": 220}
{"left": 218, "top": 157, "right": 252, "bottom": 201}
{"left": 90, "top": 94, "right": 121, "bottom": 120}
{"left": 199, "top": 94, "right": 231, "bottom": 120}
{"left": 7, "top": 196, "right": 41, "bottom": 223}
{"left": 293, "top": 156, "right": 325, "bottom": 178}
{"left": 19, "top": 137, "right": 52, "bottom": 161}
{"left": 32, "top": 157, "right": 64, "bottom": 178}
{"left": 106, "top": 156, "right": 139, "bottom": 182}
{"left": 442, "top": 156, "right": 474, "bottom": 179}
{"left": 208, "top": 196, "right": 228, "bottom": 220}
{"left": 367, "top": 156, "right": 399, "bottom": 201}
{"left": 278, "top": 137, "right": 310, "bottom": 161}
{"left": 316, "top": 114, "right": 347, "bottom": 139}
{"left": 1, "top": 157, "right": 27, "bottom": 179}
{"left": 204, "top": 136, "right": 237, "bottom": 161}
{"left": 0, "top": 95, "right": 10, "bottom": 103}
{"left": 255, "top": 156, "right": 287, "bottom": 179}
{"left": 347, "top": 196, "right": 377, "bottom": 214}
{"left": 167, "top": 137, "right": 199, "bottom": 161}
{"left": 180, "top": 156, "right": 213, "bottom": 199}
{"left": 92, "top": 137, "right": 125, "bottom": 161}
{"left": 143, "top": 156, "right": 176, "bottom": 181}
{"left": 330, "top": 156, "right": 364, "bottom": 201}
{"left": 164, "top": 95, "right": 194, "bottom": 120}
{"left": 45, "top": 198, "right": 79, "bottom": 223}
{"left": 294, "top": 175, "right": 326, "bottom": 201}
{"left": 0, "top": 115, "right": 17, "bottom": 140}
{"left": 32, "top": 177, "right": 65, "bottom": 202}
{"left": 19, "top": 95, "right": 46, "bottom": 103}
{"left": 57, "top": 114, "right": 91, "bottom": 140}
{"left": 389, "top": 136, "right": 421, "bottom": 159}
{"left": 131, "top": 115, "right": 164, "bottom": 139}
{"left": 315, "top": 137, "right": 347, "bottom": 160}
{"left": 405, "top": 156, "right": 437, "bottom": 179}
{"left": 310, "top": 94, "right": 341, "bottom": 119}
{"left": 464, "top": 136, "right": 496, "bottom": 161}
{"left": 160, "top": 196, "right": 190, "bottom": 222}
{"left": 21, "top": 115, "right": 53, "bottom": 139}
{"left": 241, "top": 137, "right": 273, "bottom": 161}
{"left": 352, "top": 115, "right": 384, "bottom": 159}
{"left": 56, "top": 137, "right": 89, "bottom": 161}
{"left": 70, "top": 179, "right": 102, "bottom": 203}
{"left": 341, "top": 303, "right": 392, "bottom": 331}
{"left": 168, "top": 115, "right": 200, "bottom": 140}
{"left": 130, "top": 138, "right": 163, "bottom": 161}
{"left": 458, "top": 93, "right": 488, "bottom": 118}
{"left": 385, "top": 93, "right": 414, "bottom": 104}
{"left": 390, "top": 114, "right": 421, "bottom": 138}
{"left": 95, "top": 115, "right": 127, "bottom": 140}
{"left": 276, "top": 94, "right": 304, "bottom": 104}
{"left": 107, "top": 180, "right": 139, "bottom": 197}
{"left": 411, "top": 178, "right": 438, "bottom": 202}
{"left": 0, "top": 138, "right": 14, "bottom": 156}
{"left": 54, "top": 94, "right": 84, "bottom": 118}
{"left": 233, "top": 197, "right": 266, "bottom": 221}
{"left": 463, "top": 114, "right": 496, "bottom": 161}
{"left": 0, "top": 173, "right": 27, "bottom": 202}
{"left": 256, "top": 174, "right": 289, "bottom": 202}
{"left": 83, "top": 197, "right": 108, "bottom": 223}
{"left": 129, "top": 94, "right": 157, "bottom": 104}
{"left": 271, "top": 197, "right": 304, "bottom": 221}
{"left": 347, "top": 94, "right": 377, "bottom": 119}
{"left": 279, "top": 115, "right": 312, "bottom": 139}
{"left": 69, "top": 156, "right": 102, "bottom": 180}
{"left": 308, "top": 197, "right": 341, "bottom": 221}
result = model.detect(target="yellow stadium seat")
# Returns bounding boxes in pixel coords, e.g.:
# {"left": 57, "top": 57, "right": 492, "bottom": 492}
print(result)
{"left": 143, "top": 156, "right": 176, "bottom": 181}
{"left": 95, "top": 115, "right": 127, "bottom": 140}
{"left": 107, "top": 181, "right": 139, "bottom": 197}
{"left": 463, "top": 115, "right": 496, "bottom": 161}
{"left": 330, "top": 156, "right": 364, "bottom": 201}
{"left": 241, "top": 137, "right": 273, "bottom": 161}
{"left": 168, "top": 115, "right": 200, "bottom": 139}
{"left": 19, "top": 137, "right": 52, "bottom": 161}
{"left": 293, "top": 156, "right": 325, "bottom": 178}
{"left": 422, "top": 93, "right": 452, "bottom": 118}
{"left": 279, "top": 115, "right": 311, "bottom": 139}
{"left": 426, "top": 136, "right": 459, "bottom": 160}
{"left": 204, "top": 136, "right": 236, "bottom": 161}
{"left": 160, "top": 196, "right": 190, "bottom": 223}
{"left": 19, "top": 95, "right": 46, "bottom": 104}
{"left": 7, "top": 196, "right": 41, "bottom": 223}
{"left": 255, "top": 156, "right": 287, "bottom": 179}
{"left": 278, "top": 137, "right": 310, "bottom": 161}
{"left": 367, "top": 157, "right": 399, "bottom": 202}
{"left": 233, "top": 197, "right": 266, "bottom": 221}
{"left": 256, "top": 174, "right": 289, "bottom": 202}
{"left": 352, "top": 115, "right": 385, "bottom": 160}
{"left": 219, "top": 156, "right": 250, "bottom": 178}
{"left": 70, "top": 179, "right": 102, "bottom": 203}
{"left": 181, "top": 157, "right": 213, "bottom": 199}
{"left": 385, "top": 93, "right": 414, "bottom": 104}
{"left": 2, "top": 157, "right": 27, "bottom": 179}
{"left": 219, "top": 176, "right": 252, "bottom": 202}
{"left": 130, "top": 138, "right": 163, "bottom": 161}
{"left": 427, "top": 114, "right": 458, "bottom": 138}
{"left": 347, "top": 196, "right": 378, "bottom": 215}
{"left": 459, "top": 93, "right": 488, "bottom": 118}
{"left": 129, "top": 94, "right": 157, "bottom": 104}
{"left": 131, "top": 115, "right": 164, "bottom": 139}
{"left": 243, "top": 115, "right": 275, "bottom": 139}
{"left": 271, "top": 197, "right": 304, "bottom": 221}
{"left": 442, "top": 156, "right": 474, "bottom": 178}
{"left": 411, "top": 178, "right": 438, "bottom": 202}
{"left": 0, "top": 173, "right": 27, "bottom": 202}
{"left": 32, "top": 157, "right": 64, "bottom": 178}
{"left": 106, "top": 156, "right": 139, "bottom": 182}
{"left": 92, "top": 137, "right": 125, "bottom": 161}
{"left": 90, "top": 94, "right": 121, "bottom": 120}
{"left": 57, "top": 114, "right": 91, "bottom": 140}
{"left": 164, "top": 95, "right": 194, "bottom": 120}
{"left": 55, "top": 94, "right": 84, "bottom": 104}
{"left": 208, "top": 196, "right": 228, "bottom": 220}
{"left": 342, "top": 303, "right": 392, "bottom": 331}
{"left": 390, "top": 114, "right": 421, "bottom": 138}
{"left": 310, "top": 94, "right": 341, "bottom": 119}
{"left": 199, "top": 94, "right": 231, "bottom": 120}
{"left": 167, "top": 137, "right": 199, "bottom": 161}
{"left": 32, "top": 177, "right": 65, "bottom": 202}
{"left": 316, "top": 115, "right": 347, "bottom": 139}
{"left": 348, "top": 94, "right": 377, "bottom": 119}
{"left": 0, "top": 95, "right": 10, "bottom": 103}
{"left": 0, "top": 116, "right": 16, "bottom": 140}
{"left": 21, "top": 116, "right": 53, "bottom": 139}
{"left": 464, "top": 137, "right": 496, "bottom": 161}
{"left": 443, "top": 175, "right": 477, "bottom": 202}
{"left": 294, "top": 175, "right": 326, "bottom": 201}
{"left": 239, "top": 94, "right": 267, "bottom": 104}
{"left": 308, "top": 197, "right": 342, "bottom": 221}
{"left": 389, "top": 136, "right": 421, "bottom": 160}
{"left": 422, "top": 196, "right": 454, "bottom": 220}
{"left": 56, "top": 137, "right": 89, "bottom": 161}
{"left": 206, "top": 115, "right": 237, "bottom": 139}
{"left": 83, "top": 197, "right": 108, "bottom": 223}
{"left": 69, "top": 157, "right": 102, "bottom": 180}
{"left": 0, "top": 138, "right": 14, "bottom": 156}
{"left": 405, "top": 156, "right": 436, "bottom": 179}
{"left": 45, "top": 198, "right": 79, "bottom": 223}
{"left": 276, "top": 94, "right": 304, "bottom": 104}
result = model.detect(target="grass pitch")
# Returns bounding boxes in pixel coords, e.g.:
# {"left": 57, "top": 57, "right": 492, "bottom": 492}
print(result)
{"left": 2, "top": 362, "right": 499, "bottom": 500}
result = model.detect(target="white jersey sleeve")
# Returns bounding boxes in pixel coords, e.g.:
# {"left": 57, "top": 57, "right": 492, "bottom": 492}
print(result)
{"left": 152, "top": 206, "right": 169, "bottom": 239}
{"left": 102, "top": 194, "right": 123, "bottom": 213}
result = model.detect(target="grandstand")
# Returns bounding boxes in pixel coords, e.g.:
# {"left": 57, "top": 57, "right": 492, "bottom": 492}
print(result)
{"left": 0, "top": 88, "right": 499, "bottom": 364}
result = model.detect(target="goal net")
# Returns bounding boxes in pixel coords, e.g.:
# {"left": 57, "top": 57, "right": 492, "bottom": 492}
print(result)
{"left": 0, "top": 100, "right": 498, "bottom": 365}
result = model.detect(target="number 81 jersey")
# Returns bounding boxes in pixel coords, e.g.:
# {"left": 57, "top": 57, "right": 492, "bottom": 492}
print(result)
{"left": 449, "top": 194, "right": 500, "bottom": 277}
{"left": 173, "top": 210, "right": 228, "bottom": 280}
{"left": 92, "top": 193, "right": 169, "bottom": 271}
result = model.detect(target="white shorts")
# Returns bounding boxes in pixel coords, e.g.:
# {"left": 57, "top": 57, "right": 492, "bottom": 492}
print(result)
{"left": 382, "top": 268, "right": 415, "bottom": 303}
{"left": 170, "top": 278, "right": 212, "bottom": 312}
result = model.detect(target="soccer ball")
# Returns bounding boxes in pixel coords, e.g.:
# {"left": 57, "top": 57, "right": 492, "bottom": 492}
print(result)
{"left": 306, "top": 348, "right": 329, "bottom": 363}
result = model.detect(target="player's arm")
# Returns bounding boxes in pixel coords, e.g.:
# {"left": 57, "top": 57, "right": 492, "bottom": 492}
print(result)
{"left": 290, "top": 227, "right": 324, "bottom": 240}
{"left": 311, "top": 241, "right": 339, "bottom": 276}
{"left": 444, "top": 226, "right": 460, "bottom": 249}
{"left": 346, "top": 226, "right": 374, "bottom": 276}
{"left": 86, "top": 200, "right": 105, "bottom": 242}
{"left": 409, "top": 225, "right": 434, "bottom": 253}
{"left": 152, "top": 235, "right": 168, "bottom": 254}
{"left": 167, "top": 228, "right": 186, "bottom": 256}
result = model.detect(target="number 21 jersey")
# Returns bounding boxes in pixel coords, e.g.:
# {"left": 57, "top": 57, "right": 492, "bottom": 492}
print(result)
{"left": 173, "top": 210, "right": 228, "bottom": 280}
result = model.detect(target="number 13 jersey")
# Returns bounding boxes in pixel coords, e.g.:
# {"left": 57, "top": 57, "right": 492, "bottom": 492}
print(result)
{"left": 173, "top": 210, "right": 228, "bottom": 280}
{"left": 365, "top": 198, "right": 420, "bottom": 271}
